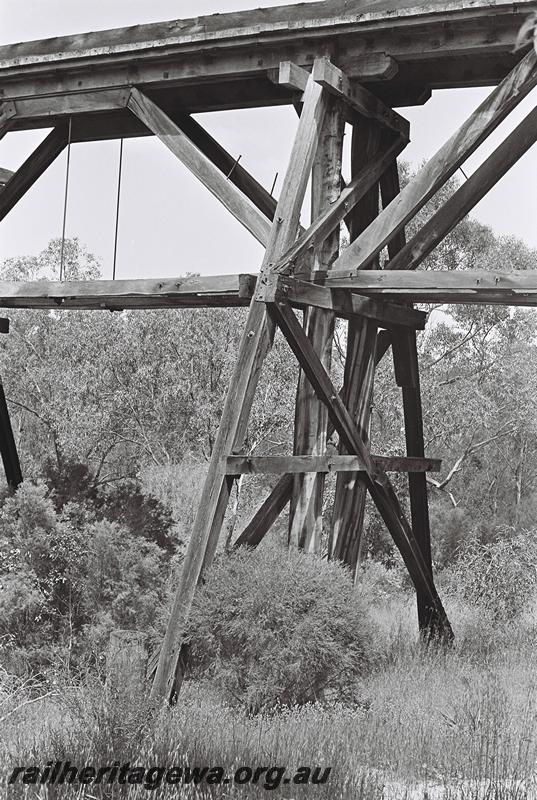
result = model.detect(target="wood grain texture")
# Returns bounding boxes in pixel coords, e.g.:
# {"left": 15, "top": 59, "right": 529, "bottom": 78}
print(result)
{"left": 380, "top": 163, "right": 438, "bottom": 636}
{"left": 333, "top": 49, "right": 537, "bottom": 274}
{"left": 312, "top": 58, "right": 409, "bottom": 139}
{"left": 0, "top": 274, "right": 256, "bottom": 310}
{"left": 289, "top": 95, "right": 345, "bottom": 552}
{"left": 323, "top": 270, "right": 537, "bottom": 305}
{"left": 271, "top": 276, "right": 427, "bottom": 329}
{"left": 272, "top": 133, "right": 407, "bottom": 275}
{"left": 226, "top": 455, "right": 442, "bottom": 474}
{"left": 1, "top": 1, "right": 529, "bottom": 66}
{"left": 330, "top": 119, "right": 382, "bottom": 574}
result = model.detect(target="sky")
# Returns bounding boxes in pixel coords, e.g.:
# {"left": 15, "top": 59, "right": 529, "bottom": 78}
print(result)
{"left": 0, "top": 0, "right": 536, "bottom": 281}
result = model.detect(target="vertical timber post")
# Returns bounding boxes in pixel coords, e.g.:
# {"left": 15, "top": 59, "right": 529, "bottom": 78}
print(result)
{"left": 380, "top": 163, "right": 438, "bottom": 638}
{"left": 289, "top": 95, "right": 345, "bottom": 552}
{"left": 392, "top": 329, "right": 436, "bottom": 634}
{"left": 329, "top": 119, "right": 382, "bottom": 574}
{"left": 0, "top": 320, "right": 23, "bottom": 491}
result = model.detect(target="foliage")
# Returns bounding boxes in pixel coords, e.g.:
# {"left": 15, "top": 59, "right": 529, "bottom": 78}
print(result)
{"left": 447, "top": 529, "right": 537, "bottom": 621}
{"left": 0, "top": 481, "right": 169, "bottom": 676}
{"left": 185, "top": 542, "right": 378, "bottom": 713}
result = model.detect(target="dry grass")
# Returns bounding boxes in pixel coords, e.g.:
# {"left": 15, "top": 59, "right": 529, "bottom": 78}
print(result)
{"left": 3, "top": 597, "right": 537, "bottom": 799}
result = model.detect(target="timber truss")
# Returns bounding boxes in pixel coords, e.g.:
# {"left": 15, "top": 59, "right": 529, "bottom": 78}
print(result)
{"left": 1, "top": 1, "right": 537, "bottom": 705}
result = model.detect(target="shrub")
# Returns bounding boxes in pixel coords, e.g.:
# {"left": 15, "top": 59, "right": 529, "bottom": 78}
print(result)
{"left": 446, "top": 529, "right": 537, "bottom": 622}
{"left": 185, "top": 542, "right": 378, "bottom": 713}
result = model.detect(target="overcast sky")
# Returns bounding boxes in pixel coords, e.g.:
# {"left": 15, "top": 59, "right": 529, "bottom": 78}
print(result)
{"left": 1, "top": 0, "right": 536, "bottom": 280}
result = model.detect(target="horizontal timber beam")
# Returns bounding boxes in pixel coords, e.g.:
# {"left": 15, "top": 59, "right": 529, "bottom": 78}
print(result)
{"left": 323, "top": 270, "right": 537, "bottom": 305}
{"left": 11, "top": 89, "right": 130, "bottom": 123}
{"left": 232, "top": 331, "right": 395, "bottom": 551}
{"left": 258, "top": 274, "right": 427, "bottom": 328}
{"left": 225, "top": 455, "right": 442, "bottom": 475}
{"left": 1, "top": 2, "right": 531, "bottom": 122}
{"left": 0, "top": 275, "right": 256, "bottom": 310}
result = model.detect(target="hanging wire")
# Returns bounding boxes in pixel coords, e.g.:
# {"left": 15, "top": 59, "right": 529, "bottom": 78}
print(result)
{"left": 59, "top": 116, "right": 73, "bottom": 282}
{"left": 459, "top": 166, "right": 469, "bottom": 181}
{"left": 112, "top": 138, "right": 124, "bottom": 281}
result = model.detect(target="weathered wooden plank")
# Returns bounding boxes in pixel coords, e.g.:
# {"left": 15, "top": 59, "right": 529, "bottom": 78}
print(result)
{"left": 1, "top": 2, "right": 526, "bottom": 69}
{"left": 272, "top": 61, "right": 310, "bottom": 93}
{"left": 0, "top": 126, "right": 68, "bottom": 222}
{"left": 346, "top": 54, "right": 399, "bottom": 81}
{"left": 386, "top": 104, "right": 537, "bottom": 271}
{"left": 151, "top": 74, "right": 329, "bottom": 704}
{"left": 288, "top": 95, "right": 344, "bottom": 553}
{"left": 226, "top": 455, "right": 442, "bottom": 474}
{"left": 13, "top": 89, "right": 130, "bottom": 122}
{"left": 0, "top": 274, "right": 256, "bottom": 310}
{"left": 267, "top": 298, "right": 453, "bottom": 639}
{"left": 271, "top": 133, "right": 407, "bottom": 275}
{"left": 333, "top": 49, "right": 537, "bottom": 274}
{"left": 380, "top": 162, "right": 438, "bottom": 636}
{"left": 330, "top": 119, "right": 382, "bottom": 574}
{"left": 263, "top": 275, "right": 427, "bottom": 329}
{"left": 323, "top": 270, "right": 537, "bottom": 304}
{"left": 312, "top": 58, "right": 410, "bottom": 139}
{"left": 127, "top": 89, "right": 272, "bottom": 247}
{"left": 3, "top": 269, "right": 536, "bottom": 310}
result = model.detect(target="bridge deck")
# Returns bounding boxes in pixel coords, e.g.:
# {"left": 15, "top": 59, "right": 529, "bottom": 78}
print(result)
{"left": 0, "top": 0, "right": 535, "bottom": 138}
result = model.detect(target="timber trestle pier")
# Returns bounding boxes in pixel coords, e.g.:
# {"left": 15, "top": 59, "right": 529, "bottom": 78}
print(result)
{"left": 1, "top": 0, "right": 537, "bottom": 703}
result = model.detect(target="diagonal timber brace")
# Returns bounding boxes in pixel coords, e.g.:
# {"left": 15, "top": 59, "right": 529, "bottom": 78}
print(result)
{"left": 151, "top": 72, "right": 330, "bottom": 704}
{"left": 127, "top": 88, "right": 272, "bottom": 247}
{"left": 233, "top": 330, "right": 395, "bottom": 551}
{"left": 265, "top": 299, "right": 453, "bottom": 641}
{"left": 0, "top": 126, "right": 69, "bottom": 222}
{"left": 333, "top": 49, "right": 537, "bottom": 274}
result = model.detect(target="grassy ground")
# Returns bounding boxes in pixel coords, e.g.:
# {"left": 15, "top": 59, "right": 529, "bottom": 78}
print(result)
{"left": 3, "top": 596, "right": 537, "bottom": 799}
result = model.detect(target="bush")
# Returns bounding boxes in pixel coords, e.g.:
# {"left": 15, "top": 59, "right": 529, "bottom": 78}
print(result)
{"left": 446, "top": 529, "right": 537, "bottom": 621}
{"left": 0, "top": 481, "right": 169, "bottom": 676}
{"left": 185, "top": 542, "right": 378, "bottom": 713}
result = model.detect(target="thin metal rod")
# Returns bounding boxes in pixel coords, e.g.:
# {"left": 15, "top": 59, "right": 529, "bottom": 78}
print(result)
{"left": 225, "top": 153, "right": 242, "bottom": 179}
{"left": 112, "top": 138, "right": 124, "bottom": 280}
{"left": 59, "top": 117, "right": 72, "bottom": 282}
{"left": 270, "top": 171, "right": 279, "bottom": 196}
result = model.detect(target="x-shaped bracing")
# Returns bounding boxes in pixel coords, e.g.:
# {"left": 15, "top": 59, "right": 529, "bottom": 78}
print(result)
{"left": 116, "top": 51, "right": 537, "bottom": 703}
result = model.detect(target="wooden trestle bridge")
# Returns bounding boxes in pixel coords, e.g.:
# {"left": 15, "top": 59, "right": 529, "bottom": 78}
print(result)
{"left": 1, "top": 0, "right": 537, "bottom": 704}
